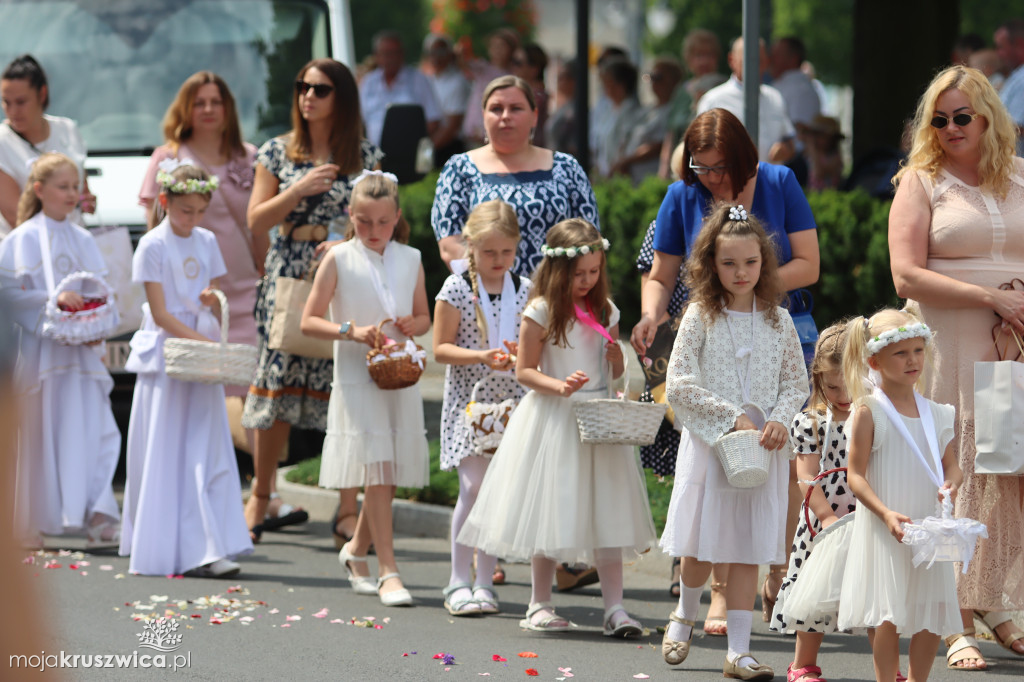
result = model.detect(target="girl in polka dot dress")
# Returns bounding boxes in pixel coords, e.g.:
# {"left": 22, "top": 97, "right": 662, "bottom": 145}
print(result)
{"left": 770, "top": 323, "right": 856, "bottom": 682}
{"left": 433, "top": 200, "right": 531, "bottom": 617}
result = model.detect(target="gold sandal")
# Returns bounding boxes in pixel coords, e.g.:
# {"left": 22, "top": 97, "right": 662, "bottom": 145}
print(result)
{"left": 761, "top": 568, "right": 785, "bottom": 623}
{"left": 662, "top": 612, "right": 694, "bottom": 665}
{"left": 945, "top": 628, "right": 988, "bottom": 670}
{"left": 975, "top": 610, "right": 1024, "bottom": 655}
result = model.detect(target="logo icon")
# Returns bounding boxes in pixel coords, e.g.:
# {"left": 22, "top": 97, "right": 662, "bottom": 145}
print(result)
{"left": 136, "top": 618, "right": 183, "bottom": 652}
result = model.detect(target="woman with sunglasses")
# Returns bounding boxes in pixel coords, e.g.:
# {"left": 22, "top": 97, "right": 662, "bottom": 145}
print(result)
{"left": 241, "top": 59, "right": 383, "bottom": 544}
{"left": 630, "top": 107, "right": 819, "bottom": 646}
{"left": 889, "top": 64, "right": 1024, "bottom": 672}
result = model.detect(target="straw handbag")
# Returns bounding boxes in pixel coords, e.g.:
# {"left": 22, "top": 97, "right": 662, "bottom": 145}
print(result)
{"left": 713, "top": 404, "right": 772, "bottom": 488}
{"left": 42, "top": 271, "right": 120, "bottom": 345}
{"left": 163, "top": 289, "right": 258, "bottom": 386}
{"left": 365, "top": 319, "right": 426, "bottom": 390}
{"left": 573, "top": 344, "right": 667, "bottom": 445}
{"left": 267, "top": 265, "right": 334, "bottom": 359}
{"left": 464, "top": 372, "right": 525, "bottom": 455}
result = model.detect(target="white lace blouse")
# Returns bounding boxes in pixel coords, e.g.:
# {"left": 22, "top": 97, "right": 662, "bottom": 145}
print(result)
{"left": 666, "top": 301, "right": 809, "bottom": 447}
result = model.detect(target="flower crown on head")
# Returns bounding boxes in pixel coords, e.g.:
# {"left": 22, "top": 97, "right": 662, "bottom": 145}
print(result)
{"left": 728, "top": 205, "right": 748, "bottom": 221}
{"left": 864, "top": 322, "right": 933, "bottom": 355}
{"left": 156, "top": 158, "right": 219, "bottom": 195}
{"left": 351, "top": 169, "right": 399, "bottom": 189}
{"left": 541, "top": 238, "right": 611, "bottom": 259}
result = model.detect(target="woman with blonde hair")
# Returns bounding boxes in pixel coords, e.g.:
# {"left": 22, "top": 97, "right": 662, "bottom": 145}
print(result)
{"left": 889, "top": 64, "right": 1024, "bottom": 671}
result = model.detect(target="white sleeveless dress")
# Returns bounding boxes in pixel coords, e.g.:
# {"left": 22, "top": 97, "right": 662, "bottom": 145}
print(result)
{"left": 318, "top": 239, "right": 429, "bottom": 489}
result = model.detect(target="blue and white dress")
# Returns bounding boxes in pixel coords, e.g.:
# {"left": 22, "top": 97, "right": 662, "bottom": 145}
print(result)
{"left": 430, "top": 151, "right": 599, "bottom": 278}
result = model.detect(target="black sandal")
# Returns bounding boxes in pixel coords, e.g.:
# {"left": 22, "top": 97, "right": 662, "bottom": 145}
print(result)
{"left": 247, "top": 492, "right": 269, "bottom": 544}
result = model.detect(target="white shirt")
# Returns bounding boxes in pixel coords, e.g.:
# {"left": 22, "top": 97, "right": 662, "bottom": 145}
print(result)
{"left": 360, "top": 66, "right": 442, "bottom": 146}
{"left": 0, "top": 115, "right": 87, "bottom": 237}
{"left": 770, "top": 69, "right": 821, "bottom": 126}
{"left": 428, "top": 65, "right": 470, "bottom": 118}
{"left": 1001, "top": 64, "right": 1024, "bottom": 155}
{"left": 697, "top": 76, "right": 796, "bottom": 162}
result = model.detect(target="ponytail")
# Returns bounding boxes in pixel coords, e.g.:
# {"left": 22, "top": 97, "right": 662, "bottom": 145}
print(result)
{"left": 842, "top": 316, "right": 871, "bottom": 406}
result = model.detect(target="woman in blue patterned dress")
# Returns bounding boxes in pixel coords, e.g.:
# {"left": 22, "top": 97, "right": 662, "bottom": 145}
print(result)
{"left": 242, "top": 59, "right": 383, "bottom": 540}
{"left": 432, "top": 75, "right": 599, "bottom": 280}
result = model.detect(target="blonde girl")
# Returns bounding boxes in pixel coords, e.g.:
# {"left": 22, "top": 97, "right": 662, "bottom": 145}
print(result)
{"left": 121, "top": 161, "right": 252, "bottom": 577}
{"left": 0, "top": 152, "right": 120, "bottom": 549}
{"left": 837, "top": 308, "right": 962, "bottom": 682}
{"left": 660, "top": 203, "right": 809, "bottom": 679}
{"left": 459, "top": 218, "right": 657, "bottom": 637}
{"left": 301, "top": 170, "right": 430, "bottom": 607}
{"left": 770, "top": 324, "right": 857, "bottom": 682}
{"left": 433, "top": 199, "right": 530, "bottom": 616}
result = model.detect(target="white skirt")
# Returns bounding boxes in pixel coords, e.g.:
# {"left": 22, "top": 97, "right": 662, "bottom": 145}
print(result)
{"left": 778, "top": 513, "right": 856, "bottom": 631}
{"left": 456, "top": 391, "right": 657, "bottom": 564}
{"left": 659, "top": 426, "right": 788, "bottom": 564}
{"left": 120, "top": 370, "right": 252, "bottom": 575}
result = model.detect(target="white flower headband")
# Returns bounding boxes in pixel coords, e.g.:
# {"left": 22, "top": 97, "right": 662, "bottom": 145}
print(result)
{"left": 865, "top": 322, "right": 933, "bottom": 354}
{"left": 541, "top": 238, "right": 611, "bottom": 259}
{"left": 728, "top": 205, "right": 748, "bottom": 221}
{"left": 351, "top": 169, "right": 398, "bottom": 188}
{"left": 156, "top": 158, "right": 219, "bottom": 195}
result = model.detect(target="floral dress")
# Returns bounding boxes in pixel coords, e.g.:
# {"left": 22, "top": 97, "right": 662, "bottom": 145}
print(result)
{"left": 430, "top": 151, "right": 599, "bottom": 278}
{"left": 771, "top": 411, "right": 855, "bottom": 634}
{"left": 241, "top": 137, "right": 383, "bottom": 431}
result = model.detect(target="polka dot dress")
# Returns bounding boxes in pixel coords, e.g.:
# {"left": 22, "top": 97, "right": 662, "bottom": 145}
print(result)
{"left": 771, "top": 411, "right": 856, "bottom": 634}
{"left": 435, "top": 272, "right": 531, "bottom": 471}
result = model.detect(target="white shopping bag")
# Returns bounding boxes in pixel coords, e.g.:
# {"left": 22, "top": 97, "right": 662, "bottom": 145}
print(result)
{"left": 91, "top": 225, "right": 144, "bottom": 336}
{"left": 974, "top": 339, "right": 1024, "bottom": 475}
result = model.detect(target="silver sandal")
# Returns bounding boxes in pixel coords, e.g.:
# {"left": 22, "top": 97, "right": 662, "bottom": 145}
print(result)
{"left": 442, "top": 583, "right": 482, "bottom": 616}
{"left": 519, "top": 601, "right": 571, "bottom": 632}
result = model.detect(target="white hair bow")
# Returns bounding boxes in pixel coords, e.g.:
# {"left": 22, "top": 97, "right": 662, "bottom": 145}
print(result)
{"left": 351, "top": 169, "right": 399, "bottom": 188}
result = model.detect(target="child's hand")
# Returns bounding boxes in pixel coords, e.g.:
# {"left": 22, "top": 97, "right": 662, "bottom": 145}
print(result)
{"left": 559, "top": 370, "right": 589, "bottom": 397}
{"left": 353, "top": 324, "right": 382, "bottom": 347}
{"left": 733, "top": 414, "right": 757, "bottom": 431}
{"left": 883, "top": 509, "right": 912, "bottom": 543}
{"left": 760, "top": 420, "right": 789, "bottom": 450}
{"left": 314, "top": 239, "right": 343, "bottom": 258}
{"left": 198, "top": 287, "right": 219, "bottom": 308}
{"left": 480, "top": 348, "right": 514, "bottom": 370}
{"left": 56, "top": 290, "right": 85, "bottom": 312}
{"left": 503, "top": 339, "right": 519, "bottom": 357}
{"left": 940, "top": 481, "right": 959, "bottom": 503}
{"left": 604, "top": 339, "right": 623, "bottom": 364}
{"left": 394, "top": 315, "right": 417, "bottom": 337}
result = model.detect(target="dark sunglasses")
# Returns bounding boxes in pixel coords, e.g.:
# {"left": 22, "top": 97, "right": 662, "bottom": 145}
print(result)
{"left": 295, "top": 81, "right": 334, "bottom": 98}
{"left": 930, "top": 112, "right": 979, "bottom": 129}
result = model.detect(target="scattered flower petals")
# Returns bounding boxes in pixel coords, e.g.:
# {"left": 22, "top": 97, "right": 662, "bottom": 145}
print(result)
{"left": 383, "top": 617, "right": 391, "bottom": 624}
{"left": 69, "top": 564, "right": 79, "bottom": 570}
{"left": 280, "top": 623, "right": 290, "bottom": 628}
{"left": 330, "top": 619, "right": 343, "bottom": 624}
{"left": 433, "top": 654, "right": 444, "bottom": 660}
{"left": 519, "top": 652, "right": 538, "bottom": 658}
{"left": 114, "top": 573, "right": 125, "bottom": 579}
{"left": 44, "top": 560, "right": 61, "bottom": 569}
{"left": 268, "top": 608, "right": 280, "bottom": 614}
{"left": 22, "top": 555, "right": 35, "bottom": 565}
{"left": 286, "top": 615, "right": 301, "bottom": 621}
{"left": 492, "top": 655, "right": 507, "bottom": 662}
{"left": 478, "top": 674, "right": 491, "bottom": 677}
{"left": 443, "top": 654, "right": 455, "bottom": 665}
{"left": 99, "top": 565, "right": 113, "bottom": 571}
{"left": 239, "top": 616, "right": 254, "bottom": 623}
{"left": 227, "top": 585, "right": 244, "bottom": 593}
{"left": 633, "top": 675, "right": 650, "bottom": 679}
{"left": 150, "top": 595, "right": 168, "bottom": 602}
{"left": 402, "top": 653, "right": 409, "bottom": 657}
{"left": 526, "top": 669, "right": 539, "bottom": 676}
{"left": 80, "top": 571, "right": 88, "bottom": 576}
{"left": 78, "top": 561, "right": 90, "bottom": 567}
{"left": 558, "top": 668, "right": 574, "bottom": 678}
{"left": 374, "top": 624, "right": 383, "bottom": 630}
{"left": 363, "top": 616, "right": 376, "bottom": 622}
{"left": 312, "top": 608, "right": 329, "bottom": 618}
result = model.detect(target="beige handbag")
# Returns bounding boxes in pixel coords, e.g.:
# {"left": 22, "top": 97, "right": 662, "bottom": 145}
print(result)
{"left": 267, "top": 267, "right": 334, "bottom": 359}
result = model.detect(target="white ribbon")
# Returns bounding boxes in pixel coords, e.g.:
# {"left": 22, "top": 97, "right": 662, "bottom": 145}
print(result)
{"left": 475, "top": 271, "right": 517, "bottom": 351}
{"left": 872, "top": 387, "right": 944, "bottom": 489}
{"left": 725, "top": 298, "right": 757, "bottom": 403}
{"left": 369, "top": 339, "right": 426, "bottom": 369}
{"left": 351, "top": 169, "right": 399, "bottom": 189}
{"left": 358, "top": 240, "right": 399, "bottom": 323}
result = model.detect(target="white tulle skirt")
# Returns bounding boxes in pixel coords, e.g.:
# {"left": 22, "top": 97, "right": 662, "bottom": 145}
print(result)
{"left": 319, "top": 380, "right": 428, "bottom": 489}
{"left": 778, "top": 513, "right": 856, "bottom": 631}
{"left": 457, "top": 391, "right": 657, "bottom": 564}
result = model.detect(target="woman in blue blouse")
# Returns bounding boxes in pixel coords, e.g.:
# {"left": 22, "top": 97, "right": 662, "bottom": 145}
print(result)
{"left": 431, "top": 75, "right": 598, "bottom": 279}
{"left": 630, "top": 107, "right": 819, "bottom": 631}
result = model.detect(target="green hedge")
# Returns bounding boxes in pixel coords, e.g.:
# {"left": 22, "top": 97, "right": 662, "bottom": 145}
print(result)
{"left": 399, "top": 174, "right": 898, "bottom": 334}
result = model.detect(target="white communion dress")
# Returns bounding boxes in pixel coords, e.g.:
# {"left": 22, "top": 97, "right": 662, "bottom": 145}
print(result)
{"left": 457, "top": 298, "right": 657, "bottom": 564}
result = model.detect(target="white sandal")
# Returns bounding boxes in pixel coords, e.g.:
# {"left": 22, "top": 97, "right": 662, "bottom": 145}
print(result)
{"left": 338, "top": 542, "right": 377, "bottom": 595}
{"left": 86, "top": 520, "right": 120, "bottom": 549}
{"left": 472, "top": 585, "right": 499, "bottom": 614}
{"left": 603, "top": 604, "right": 642, "bottom": 638}
{"left": 378, "top": 572, "right": 413, "bottom": 607}
{"left": 442, "top": 583, "right": 481, "bottom": 616}
{"left": 519, "top": 602, "right": 571, "bottom": 632}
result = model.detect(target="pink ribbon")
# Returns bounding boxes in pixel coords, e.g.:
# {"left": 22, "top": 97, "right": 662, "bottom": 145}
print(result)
{"left": 574, "top": 302, "right": 615, "bottom": 344}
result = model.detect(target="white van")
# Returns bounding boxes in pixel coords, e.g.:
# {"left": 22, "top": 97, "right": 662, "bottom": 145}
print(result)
{"left": 0, "top": 0, "right": 355, "bottom": 371}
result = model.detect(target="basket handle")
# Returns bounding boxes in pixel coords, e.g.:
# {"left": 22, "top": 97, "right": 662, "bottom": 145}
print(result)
{"left": 803, "top": 466, "right": 847, "bottom": 539}
{"left": 371, "top": 318, "right": 393, "bottom": 352}
{"left": 469, "top": 370, "right": 517, "bottom": 403}
{"left": 209, "top": 288, "right": 230, "bottom": 345}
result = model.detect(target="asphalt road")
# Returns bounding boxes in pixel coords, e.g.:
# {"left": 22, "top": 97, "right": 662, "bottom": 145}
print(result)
{"left": 12, "top": 520, "right": 1024, "bottom": 681}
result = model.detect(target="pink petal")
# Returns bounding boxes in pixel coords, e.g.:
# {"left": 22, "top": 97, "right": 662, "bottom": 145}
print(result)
{"left": 633, "top": 675, "right": 650, "bottom": 680}
{"left": 280, "top": 623, "right": 291, "bottom": 628}
{"left": 99, "top": 565, "right": 113, "bottom": 571}
{"left": 330, "top": 619, "right": 343, "bottom": 624}
{"left": 312, "top": 608, "right": 329, "bottom": 618}
{"left": 286, "top": 615, "right": 301, "bottom": 621}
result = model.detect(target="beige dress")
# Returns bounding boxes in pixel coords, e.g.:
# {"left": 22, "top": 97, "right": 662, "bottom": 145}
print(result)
{"left": 915, "top": 160, "right": 1024, "bottom": 610}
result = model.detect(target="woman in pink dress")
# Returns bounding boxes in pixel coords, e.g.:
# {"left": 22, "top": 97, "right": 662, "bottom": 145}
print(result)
{"left": 139, "top": 72, "right": 308, "bottom": 532}
{"left": 889, "top": 64, "right": 1024, "bottom": 672}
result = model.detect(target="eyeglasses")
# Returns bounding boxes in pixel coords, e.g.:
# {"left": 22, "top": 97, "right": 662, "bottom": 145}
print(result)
{"left": 688, "top": 159, "right": 728, "bottom": 177}
{"left": 930, "top": 112, "right": 979, "bottom": 129}
{"left": 295, "top": 81, "right": 334, "bottom": 98}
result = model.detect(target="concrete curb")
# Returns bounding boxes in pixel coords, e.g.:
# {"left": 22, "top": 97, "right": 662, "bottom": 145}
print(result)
{"left": 275, "top": 465, "right": 454, "bottom": 540}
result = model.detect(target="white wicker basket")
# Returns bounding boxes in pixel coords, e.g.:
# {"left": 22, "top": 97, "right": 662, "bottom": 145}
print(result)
{"left": 573, "top": 347, "right": 667, "bottom": 446}
{"left": 713, "top": 404, "right": 771, "bottom": 488}
{"left": 163, "top": 289, "right": 258, "bottom": 386}
{"left": 42, "top": 271, "right": 120, "bottom": 345}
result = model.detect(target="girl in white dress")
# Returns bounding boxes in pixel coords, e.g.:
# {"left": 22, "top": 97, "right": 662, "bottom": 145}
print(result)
{"left": 837, "top": 308, "right": 962, "bottom": 682}
{"left": 660, "top": 203, "right": 809, "bottom": 680}
{"left": 0, "top": 152, "right": 120, "bottom": 548}
{"left": 301, "top": 170, "right": 430, "bottom": 607}
{"left": 120, "top": 161, "right": 253, "bottom": 577}
{"left": 770, "top": 323, "right": 856, "bottom": 682}
{"left": 433, "top": 199, "right": 530, "bottom": 616}
{"left": 458, "top": 218, "right": 657, "bottom": 637}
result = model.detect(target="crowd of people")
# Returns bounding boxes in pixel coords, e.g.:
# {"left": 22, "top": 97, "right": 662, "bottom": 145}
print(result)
{"left": 2, "top": 18, "right": 1024, "bottom": 682}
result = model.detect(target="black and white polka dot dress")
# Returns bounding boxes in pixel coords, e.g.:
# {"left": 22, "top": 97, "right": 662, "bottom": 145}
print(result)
{"left": 771, "top": 410, "right": 856, "bottom": 634}
{"left": 436, "top": 272, "right": 531, "bottom": 471}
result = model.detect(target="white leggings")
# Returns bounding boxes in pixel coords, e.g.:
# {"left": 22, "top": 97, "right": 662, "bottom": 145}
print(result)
{"left": 448, "top": 455, "right": 496, "bottom": 587}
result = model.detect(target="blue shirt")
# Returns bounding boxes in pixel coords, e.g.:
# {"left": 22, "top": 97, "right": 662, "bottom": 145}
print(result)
{"left": 652, "top": 162, "right": 816, "bottom": 265}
